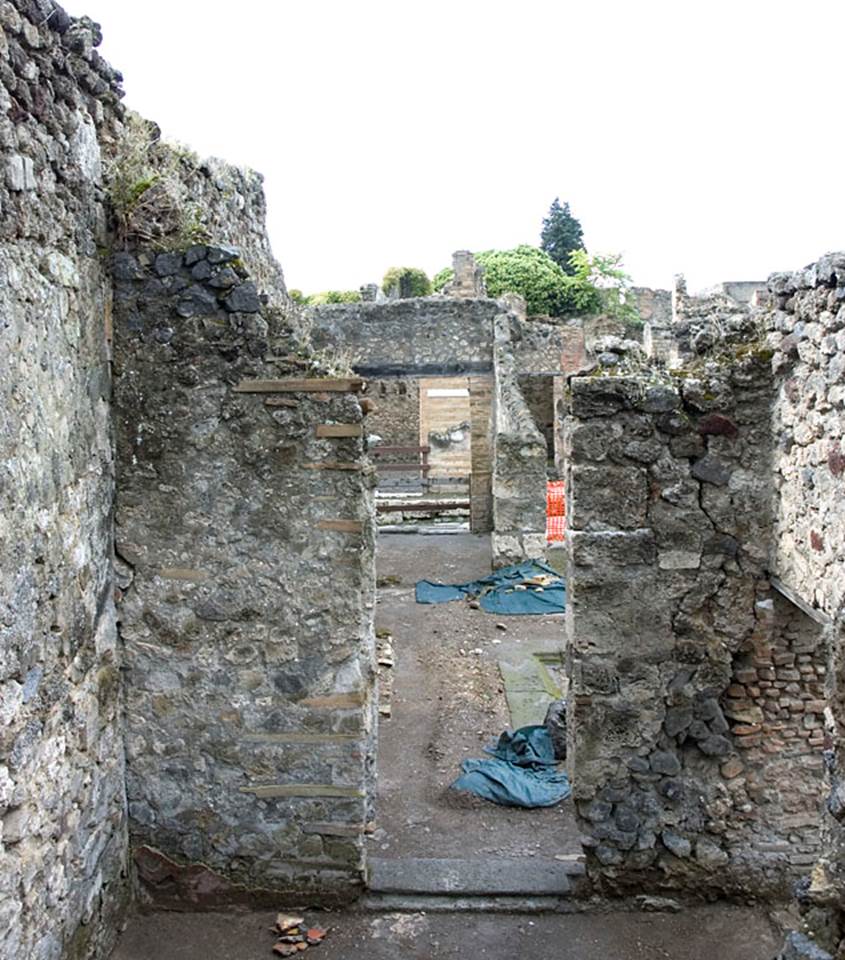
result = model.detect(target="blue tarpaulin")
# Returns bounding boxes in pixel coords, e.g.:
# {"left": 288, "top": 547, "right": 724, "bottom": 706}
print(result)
{"left": 415, "top": 560, "right": 565, "bottom": 615}
{"left": 451, "top": 725, "right": 571, "bottom": 808}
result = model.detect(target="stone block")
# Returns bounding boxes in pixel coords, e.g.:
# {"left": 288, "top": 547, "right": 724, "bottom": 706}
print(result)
{"left": 569, "top": 464, "right": 648, "bottom": 531}
{"left": 570, "top": 376, "right": 642, "bottom": 417}
{"left": 661, "top": 831, "right": 691, "bottom": 858}
{"left": 5, "top": 154, "right": 35, "bottom": 191}
{"left": 569, "top": 529, "right": 656, "bottom": 568}
{"left": 658, "top": 550, "right": 701, "bottom": 570}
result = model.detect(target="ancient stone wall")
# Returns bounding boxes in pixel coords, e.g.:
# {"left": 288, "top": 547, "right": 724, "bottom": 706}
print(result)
{"left": 765, "top": 255, "right": 845, "bottom": 955}
{"left": 518, "top": 375, "right": 555, "bottom": 463}
{"left": 113, "top": 248, "right": 376, "bottom": 906}
{"left": 563, "top": 345, "right": 824, "bottom": 896}
{"left": 491, "top": 315, "right": 547, "bottom": 566}
{"left": 310, "top": 298, "right": 500, "bottom": 376}
{"left": 768, "top": 256, "right": 845, "bottom": 620}
{"left": 0, "top": 3, "right": 130, "bottom": 958}
{"left": 510, "top": 316, "right": 584, "bottom": 374}
{"left": 365, "top": 378, "right": 420, "bottom": 452}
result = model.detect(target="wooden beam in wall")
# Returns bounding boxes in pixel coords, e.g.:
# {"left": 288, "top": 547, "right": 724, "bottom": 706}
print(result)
{"left": 316, "top": 423, "right": 364, "bottom": 438}
{"left": 317, "top": 519, "right": 364, "bottom": 534}
{"left": 769, "top": 577, "right": 832, "bottom": 626}
{"left": 302, "top": 462, "right": 366, "bottom": 472}
{"left": 234, "top": 377, "right": 365, "bottom": 394}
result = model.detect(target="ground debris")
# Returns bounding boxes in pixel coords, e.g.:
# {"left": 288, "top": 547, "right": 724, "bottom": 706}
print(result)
{"left": 272, "top": 914, "right": 328, "bottom": 955}
{"left": 376, "top": 575, "right": 402, "bottom": 588}
{"left": 636, "top": 895, "right": 682, "bottom": 913}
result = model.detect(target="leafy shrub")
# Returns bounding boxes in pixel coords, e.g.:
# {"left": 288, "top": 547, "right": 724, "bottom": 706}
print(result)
{"left": 433, "top": 245, "right": 571, "bottom": 315}
{"left": 567, "top": 250, "right": 639, "bottom": 323}
{"left": 307, "top": 290, "right": 362, "bottom": 305}
{"left": 381, "top": 266, "right": 432, "bottom": 298}
{"left": 433, "top": 245, "right": 637, "bottom": 320}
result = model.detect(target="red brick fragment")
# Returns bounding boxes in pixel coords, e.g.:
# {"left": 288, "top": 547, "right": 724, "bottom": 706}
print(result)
{"left": 830, "top": 441, "right": 845, "bottom": 477}
{"left": 698, "top": 414, "right": 738, "bottom": 438}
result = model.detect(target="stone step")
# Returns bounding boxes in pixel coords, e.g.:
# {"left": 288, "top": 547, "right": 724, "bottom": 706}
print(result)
{"left": 368, "top": 857, "right": 572, "bottom": 897}
{"left": 361, "top": 893, "right": 568, "bottom": 913}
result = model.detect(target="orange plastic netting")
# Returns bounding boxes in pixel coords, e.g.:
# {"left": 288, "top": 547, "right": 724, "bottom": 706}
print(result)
{"left": 546, "top": 480, "right": 566, "bottom": 542}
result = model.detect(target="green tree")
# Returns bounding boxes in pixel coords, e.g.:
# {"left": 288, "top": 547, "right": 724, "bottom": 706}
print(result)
{"left": 540, "top": 198, "right": 584, "bottom": 275}
{"left": 381, "top": 266, "right": 432, "bottom": 298}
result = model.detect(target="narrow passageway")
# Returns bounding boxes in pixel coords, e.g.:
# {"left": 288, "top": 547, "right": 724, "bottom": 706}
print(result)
{"left": 369, "top": 532, "right": 581, "bottom": 867}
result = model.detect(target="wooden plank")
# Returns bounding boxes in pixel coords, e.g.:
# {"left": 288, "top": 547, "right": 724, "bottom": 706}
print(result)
{"left": 373, "top": 445, "right": 430, "bottom": 455}
{"left": 317, "top": 519, "right": 364, "bottom": 534}
{"left": 303, "top": 462, "right": 365, "bottom": 472}
{"left": 264, "top": 396, "right": 299, "bottom": 407}
{"left": 376, "top": 463, "right": 431, "bottom": 473}
{"left": 239, "top": 784, "right": 364, "bottom": 799}
{"left": 376, "top": 500, "right": 469, "bottom": 513}
{"left": 301, "top": 691, "right": 365, "bottom": 709}
{"left": 242, "top": 732, "right": 360, "bottom": 745}
{"left": 316, "top": 423, "right": 363, "bottom": 438}
{"left": 234, "top": 377, "right": 364, "bottom": 394}
{"left": 157, "top": 567, "right": 210, "bottom": 582}
{"left": 770, "top": 577, "right": 831, "bottom": 626}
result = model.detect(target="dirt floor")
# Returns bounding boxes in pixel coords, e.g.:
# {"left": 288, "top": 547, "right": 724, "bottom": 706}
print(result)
{"left": 111, "top": 904, "right": 782, "bottom": 959}
{"left": 371, "top": 532, "right": 581, "bottom": 861}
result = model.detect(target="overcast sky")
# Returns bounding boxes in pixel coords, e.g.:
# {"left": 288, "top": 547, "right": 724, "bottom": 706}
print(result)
{"left": 69, "top": 0, "right": 844, "bottom": 295}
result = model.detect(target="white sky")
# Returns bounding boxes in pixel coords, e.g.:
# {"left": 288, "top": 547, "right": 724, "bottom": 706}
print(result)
{"left": 69, "top": 0, "right": 845, "bottom": 295}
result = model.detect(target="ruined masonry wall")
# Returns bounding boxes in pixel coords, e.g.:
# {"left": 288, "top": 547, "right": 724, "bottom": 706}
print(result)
{"left": 491, "top": 314, "right": 547, "bottom": 566}
{"left": 310, "top": 298, "right": 500, "bottom": 376}
{"left": 113, "top": 249, "right": 377, "bottom": 906}
{"left": 518, "top": 375, "right": 555, "bottom": 464}
{"left": 766, "top": 255, "right": 845, "bottom": 953}
{"left": 365, "top": 378, "right": 419, "bottom": 454}
{"left": 768, "top": 257, "right": 845, "bottom": 620}
{"left": 564, "top": 361, "right": 824, "bottom": 896}
{"left": 0, "top": 3, "right": 130, "bottom": 959}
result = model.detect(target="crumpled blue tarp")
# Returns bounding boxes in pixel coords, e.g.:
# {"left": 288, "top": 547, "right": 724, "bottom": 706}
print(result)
{"left": 414, "top": 560, "right": 565, "bottom": 616}
{"left": 450, "top": 725, "right": 571, "bottom": 808}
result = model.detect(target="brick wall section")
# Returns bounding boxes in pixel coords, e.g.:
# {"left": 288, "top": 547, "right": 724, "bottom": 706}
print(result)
{"left": 0, "top": 4, "right": 130, "bottom": 958}
{"left": 469, "top": 375, "right": 494, "bottom": 532}
{"left": 113, "top": 249, "right": 376, "bottom": 907}
{"left": 723, "top": 594, "right": 826, "bottom": 875}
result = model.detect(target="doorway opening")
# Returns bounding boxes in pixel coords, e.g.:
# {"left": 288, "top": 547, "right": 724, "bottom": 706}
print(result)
{"left": 363, "top": 375, "right": 580, "bottom": 902}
